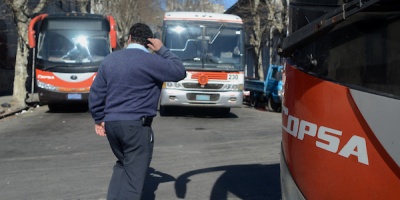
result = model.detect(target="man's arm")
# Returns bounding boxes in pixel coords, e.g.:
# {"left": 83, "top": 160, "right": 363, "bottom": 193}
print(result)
{"left": 147, "top": 38, "right": 186, "bottom": 82}
{"left": 89, "top": 66, "right": 107, "bottom": 126}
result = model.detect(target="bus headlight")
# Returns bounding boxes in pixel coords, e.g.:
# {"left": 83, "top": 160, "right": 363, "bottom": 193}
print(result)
{"left": 37, "top": 80, "right": 57, "bottom": 91}
{"left": 222, "top": 84, "right": 243, "bottom": 91}
{"left": 164, "top": 82, "right": 183, "bottom": 89}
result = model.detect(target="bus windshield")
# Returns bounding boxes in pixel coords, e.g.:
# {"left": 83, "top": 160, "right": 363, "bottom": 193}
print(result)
{"left": 163, "top": 21, "right": 244, "bottom": 71}
{"left": 37, "top": 30, "right": 110, "bottom": 64}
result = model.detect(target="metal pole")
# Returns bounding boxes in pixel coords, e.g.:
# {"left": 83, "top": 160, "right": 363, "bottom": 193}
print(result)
{"left": 30, "top": 48, "right": 35, "bottom": 103}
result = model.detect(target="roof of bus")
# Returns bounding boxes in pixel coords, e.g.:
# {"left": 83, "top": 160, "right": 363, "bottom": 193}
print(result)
{"left": 164, "top": 12, "right": 243, "bottom": 24}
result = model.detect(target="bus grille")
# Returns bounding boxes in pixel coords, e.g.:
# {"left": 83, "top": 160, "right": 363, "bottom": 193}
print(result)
{"left": 191, "top": 72, "right": 228, "bottom": 80}
{"left": 182, "top": 83, "right": 223, "bottom": 89}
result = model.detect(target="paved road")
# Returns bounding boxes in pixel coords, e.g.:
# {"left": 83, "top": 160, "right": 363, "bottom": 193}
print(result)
{"left": 0, "top": 105, "right": 282, "bottom": 200}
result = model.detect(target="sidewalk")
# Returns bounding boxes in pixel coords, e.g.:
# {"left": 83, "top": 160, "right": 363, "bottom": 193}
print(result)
{"left": 0, "top": 93, "right": 39, "bottom": 119}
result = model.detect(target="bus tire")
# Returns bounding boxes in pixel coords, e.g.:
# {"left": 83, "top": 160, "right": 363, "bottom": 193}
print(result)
{"left": 48, "top": 103, "right": 59, "bottom": 112}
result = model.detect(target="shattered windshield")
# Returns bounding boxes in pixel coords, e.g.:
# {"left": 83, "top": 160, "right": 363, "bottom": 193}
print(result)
{"left": 164, "top": 21, "right": 244, "bottom": 71}
{"left": 37, "top": 30, "right": 111, "bottom": 63}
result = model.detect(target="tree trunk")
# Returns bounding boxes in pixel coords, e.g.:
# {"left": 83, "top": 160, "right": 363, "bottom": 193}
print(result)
{"left": 250, "top": 0, "right": 264, "bottom": 81}
{"left": 5, "top": 0, "right": 47, "bottom": 108}
{"left": 12, "top": 34, "right": 29, "bottom": 108}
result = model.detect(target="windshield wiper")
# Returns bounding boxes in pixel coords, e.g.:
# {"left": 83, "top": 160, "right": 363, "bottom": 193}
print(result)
{"left": 181, "top": 58, "right": 201, "bottom": 62}
{"left": 183, "top": 22, "right": 197, "bottom": 42}
{"left": 209, "top": 24, "right": 224, "bottom": 44}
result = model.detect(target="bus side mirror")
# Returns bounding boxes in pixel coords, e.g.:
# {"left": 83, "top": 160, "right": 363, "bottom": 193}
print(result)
{"left": 107, "top": 15, "right": 117, "bottom": 49}
{"left": 28, "top": 14, "right": 48, "bottom": 48}
{"left": 28, "top": 29, "right": 36, "bottom": 48}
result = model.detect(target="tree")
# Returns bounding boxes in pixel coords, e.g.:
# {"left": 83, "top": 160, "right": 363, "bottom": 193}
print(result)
{"left": 165, "top": 0, "right": 225, "bottom": 12}
{"left": 4, "top": 0, "right": 47, "bottom": 109}
{"left": 227, "top": 0, "right": 287, "bottom": 80}
{"left": 90, "top": 0, "right": 164, "bottom": 48}
{"left": 89, "top": 0, "right": 225, "bottom": 48}
{"left": 77, "top": 0, "right": 89, "bottom": 12}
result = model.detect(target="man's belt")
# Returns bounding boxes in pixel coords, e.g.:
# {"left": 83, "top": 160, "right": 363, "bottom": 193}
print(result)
{"left": 141, "top": 116, "right": 153, "bottom": 127}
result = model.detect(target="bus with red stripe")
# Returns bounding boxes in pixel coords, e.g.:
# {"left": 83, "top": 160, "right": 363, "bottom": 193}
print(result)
{"left": 159, "top": 12, "right": 245, "bottom": 115}
{"left": 28, "top": 13, "right": 117, "bottom": 111}
{"left": 280, "top": 0, "right": 400, "bottom": 199}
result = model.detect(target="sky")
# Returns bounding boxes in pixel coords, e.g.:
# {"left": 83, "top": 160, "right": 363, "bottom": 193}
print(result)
{"left": 223, "top": 0, "right": 237, "bottom": 9}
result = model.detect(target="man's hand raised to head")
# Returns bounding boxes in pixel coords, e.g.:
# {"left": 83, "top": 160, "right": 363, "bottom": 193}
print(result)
{"left": 147, "top": 38, "right": 163, "bottom": 52}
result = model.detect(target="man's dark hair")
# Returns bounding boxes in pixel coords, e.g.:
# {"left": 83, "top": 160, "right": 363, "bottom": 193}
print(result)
{"left": 129, "top": 23, "right": 153, "bottom": 46}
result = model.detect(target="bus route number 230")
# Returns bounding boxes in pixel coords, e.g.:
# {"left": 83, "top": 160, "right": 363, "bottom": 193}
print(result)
{"left": 228, "top": 74, "right": 239, "bottom": 80}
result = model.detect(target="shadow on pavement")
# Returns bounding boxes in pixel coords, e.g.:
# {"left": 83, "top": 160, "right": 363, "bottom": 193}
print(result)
{"left": 142, "top": 167, "right": 176, "bottom": 200}
{"left": 45, "top": 103, "right": 89, "bottom": 113}
{"left": 174, "top": 163, "right": 281, "bottom": 200}
{"left": 159, "top": 106, "right": 238, "bottom": 119}
{"left": 142, "top": 164, "right": 280, "bottom": 200}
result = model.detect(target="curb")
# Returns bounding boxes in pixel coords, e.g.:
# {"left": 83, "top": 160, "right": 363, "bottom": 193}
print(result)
{"left": 0, "top": 93, "right": 39, "bottom": 120}
{"left": 0, "top": 107, "right": 30, "bottom": 120}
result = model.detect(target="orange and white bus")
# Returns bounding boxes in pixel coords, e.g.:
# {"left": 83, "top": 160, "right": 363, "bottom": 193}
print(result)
{"left": 159, "top": 12, "right": 245, "bottom": 115}
{"left": 280, "top": 0, "right": 400, "bottom": 199}
{"left": 28, "top": 13, "right": 117, "bottom": 111}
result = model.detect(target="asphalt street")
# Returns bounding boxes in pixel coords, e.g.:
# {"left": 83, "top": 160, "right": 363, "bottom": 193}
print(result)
{"left": 0, "top": 104, "right": 282, "bottom": 200}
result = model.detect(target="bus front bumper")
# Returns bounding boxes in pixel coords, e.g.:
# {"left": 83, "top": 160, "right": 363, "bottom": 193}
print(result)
{"left": 38, "top": 89, "right": 89, "bottom": 104}
{"left": 160, "top": 89, "right": 243, "bottom": 108}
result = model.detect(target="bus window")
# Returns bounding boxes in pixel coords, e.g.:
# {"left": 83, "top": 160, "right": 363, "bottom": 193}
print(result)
{"left": 292, "top": 12, "right": 400, "bottom": 99}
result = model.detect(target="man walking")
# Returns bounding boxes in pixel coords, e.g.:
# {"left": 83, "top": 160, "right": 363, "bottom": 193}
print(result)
{"left": 89, "top": 23, "right": 186, "bottom": 200}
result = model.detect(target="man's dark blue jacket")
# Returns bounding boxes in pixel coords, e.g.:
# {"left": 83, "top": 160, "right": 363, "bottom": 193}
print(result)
{"left": 89, "top": 45, "right": 186, "bottom": 124}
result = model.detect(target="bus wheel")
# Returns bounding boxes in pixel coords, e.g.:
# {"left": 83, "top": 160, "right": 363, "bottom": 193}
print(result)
{"left": 267, "top": 96, "right": 281, "bottom": 112}
{"left": 48, "top": 103, "right": 61, "bottom": 112}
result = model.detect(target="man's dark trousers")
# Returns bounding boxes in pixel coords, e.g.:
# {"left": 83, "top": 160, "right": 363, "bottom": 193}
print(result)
{"left": 105, "top": 120, "right": 154, "bottom": 200}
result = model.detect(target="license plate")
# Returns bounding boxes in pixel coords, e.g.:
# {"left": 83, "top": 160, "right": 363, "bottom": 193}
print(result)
{"left": 67, "top": 93, "right": 82, "bottom": 100}
{"left": 196, "top": 94, "right": 210, "bottom": 101}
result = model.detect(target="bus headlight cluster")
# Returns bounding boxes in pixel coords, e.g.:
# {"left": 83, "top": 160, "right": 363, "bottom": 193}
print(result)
{"left": 222, "top": 84, "right": 243, "bottom": 91}
{"left": 37, "top": 80, "right": 57, "bottom": 91}
{"left": 164, "top": 82, "right": 183, "bottom": 89}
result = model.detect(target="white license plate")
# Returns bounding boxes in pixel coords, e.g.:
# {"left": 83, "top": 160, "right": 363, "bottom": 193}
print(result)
{"left": 196, "top": 94, "right": 210, "bottom": 101}
{"left": 67, "top": 93, "right": 82, "bottom": 100}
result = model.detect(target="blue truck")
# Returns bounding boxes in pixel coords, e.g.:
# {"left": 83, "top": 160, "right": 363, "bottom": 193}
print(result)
{"left": 244, "top": 64, "right": 283, "bottom": 112}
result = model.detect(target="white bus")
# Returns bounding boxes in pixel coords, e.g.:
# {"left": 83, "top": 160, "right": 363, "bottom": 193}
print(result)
{"left": 159, "top": 12, "right": 245, "bottom": 115}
